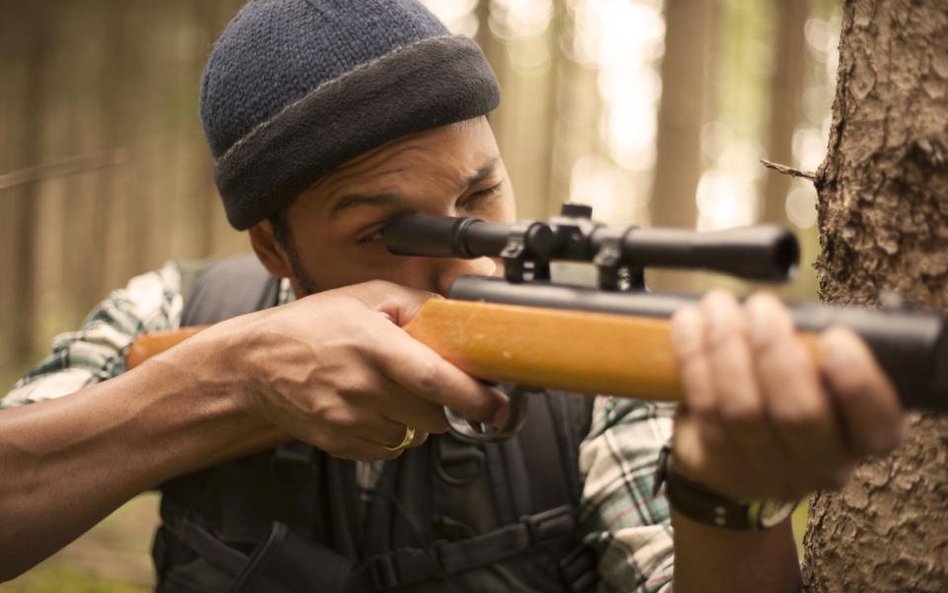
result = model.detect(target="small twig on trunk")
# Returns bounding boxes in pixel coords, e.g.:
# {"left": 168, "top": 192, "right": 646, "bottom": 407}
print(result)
{"left": 0, "top": 149, "right": 127, "bottom": 191}
{"left": 759, "top": 158, "right": 816, "bottom": 181}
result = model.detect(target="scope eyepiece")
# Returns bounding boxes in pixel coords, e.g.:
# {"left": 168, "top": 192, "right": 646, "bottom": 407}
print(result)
{"left": 383, "top": 214, "right": 553, "bottom": 260}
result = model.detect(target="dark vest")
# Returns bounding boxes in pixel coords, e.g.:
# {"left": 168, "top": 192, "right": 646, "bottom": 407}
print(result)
{"left": 151, "top": 257, "right": 598, "bottom": 593}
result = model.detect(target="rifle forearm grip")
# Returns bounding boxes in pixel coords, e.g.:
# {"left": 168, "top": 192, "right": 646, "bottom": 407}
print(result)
{"left": 126, "top": 326, "right": 208, "bottom": 370}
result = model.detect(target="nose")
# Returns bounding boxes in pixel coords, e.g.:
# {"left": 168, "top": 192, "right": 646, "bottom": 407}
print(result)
{"left": 434, "top": 256, "right": 496, "bottom": 296}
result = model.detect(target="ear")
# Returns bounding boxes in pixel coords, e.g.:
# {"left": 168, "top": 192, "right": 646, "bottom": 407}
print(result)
{"left": 248, "top": 220, "right": 293, "bottom": 279}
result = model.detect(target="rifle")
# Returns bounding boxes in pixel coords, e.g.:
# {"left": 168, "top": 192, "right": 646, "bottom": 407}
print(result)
{"left": 128, "top": 203, "right": 947, "bottom": 442}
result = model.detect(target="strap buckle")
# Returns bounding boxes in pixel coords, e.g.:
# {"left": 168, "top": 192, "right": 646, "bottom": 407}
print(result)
{"left": 367, "top": 548, "right": 441, "bottom": 590}
{"left": 522, "top": 505, "right": 576, "bottom": 544}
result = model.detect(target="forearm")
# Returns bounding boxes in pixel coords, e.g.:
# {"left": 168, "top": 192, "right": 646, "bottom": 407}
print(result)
{"left": 0, "top": 342, "right": 285, "bottom": 582}
{"left": 671, "top": 510, "right": 800, "bottom": 593}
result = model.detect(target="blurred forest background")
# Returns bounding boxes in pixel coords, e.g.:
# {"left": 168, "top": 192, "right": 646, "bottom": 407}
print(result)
{"left": 0, "top": 0, "right": 839, "bottom": 590}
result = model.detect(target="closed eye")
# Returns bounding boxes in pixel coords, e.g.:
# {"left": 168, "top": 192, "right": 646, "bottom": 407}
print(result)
{"left": 356, "top": 226, "right": 385, "bottom": 244}
{"left": 458, "top": 182, "right": 503, "bottom": 211}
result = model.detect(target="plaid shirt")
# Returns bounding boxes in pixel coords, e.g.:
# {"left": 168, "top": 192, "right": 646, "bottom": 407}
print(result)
{"left": 3, "top": 260, "right": 675, "bottom": 593}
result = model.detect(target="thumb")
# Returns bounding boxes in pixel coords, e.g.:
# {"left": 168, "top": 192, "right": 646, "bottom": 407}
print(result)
{"left": 337, "top": 280, "right": 443, "bottom": 327}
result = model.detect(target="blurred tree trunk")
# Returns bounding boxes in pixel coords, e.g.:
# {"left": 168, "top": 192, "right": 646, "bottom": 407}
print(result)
{"left": 761, "top": 0, "right": 808, "bottom": 224}
{"left": 651, "top": 0, "right": 717, "bottom": 229}
{"left": 7, "top": 3, "right": 45, "bottom": 369}
{"left": 548, "top": 4, "right": 602, "bottom": 217}
{"left": 649, "top": 0, "right": 717, "bottom": 291}
{"left": 803, "top": 1, "right": 947, "bottom": 591}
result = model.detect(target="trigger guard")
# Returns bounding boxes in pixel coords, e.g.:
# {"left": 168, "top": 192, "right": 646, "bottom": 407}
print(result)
{"left": 444, "top": 385, "right": 533, "bottom": 443}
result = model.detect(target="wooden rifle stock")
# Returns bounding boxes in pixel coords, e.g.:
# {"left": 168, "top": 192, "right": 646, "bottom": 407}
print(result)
{"left": 127, "top": 326, "right": 207, "bottom": 370}
{"left": 125, "top": 299, "right": 822, "bottom": 404}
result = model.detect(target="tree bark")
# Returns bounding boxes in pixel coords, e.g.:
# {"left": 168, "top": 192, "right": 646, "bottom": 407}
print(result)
{"left": 803, "top": 1, "right": 947, "bottom": 591}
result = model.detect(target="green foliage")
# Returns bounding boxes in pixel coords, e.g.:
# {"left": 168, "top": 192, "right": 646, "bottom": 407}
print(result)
{"left": 0, "top": 566, "right": 148, "bottom": 593}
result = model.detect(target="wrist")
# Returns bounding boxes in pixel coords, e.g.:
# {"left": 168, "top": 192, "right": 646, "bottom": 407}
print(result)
{"left": 654, "top": 444, "right": 800, "bottom": 531}
{"left": 153, "top": 322, "right": 287, "bottom": 452}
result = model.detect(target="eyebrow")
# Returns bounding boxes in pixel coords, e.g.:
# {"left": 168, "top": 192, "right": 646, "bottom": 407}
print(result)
{"left": 328, "top": 156, "right": 501, "bottom": 220}
{"left": 329, "top": 192, "right": 403, "bottom": 220}
{"left": 466, "top": 157, "right": 499, "bottom": 188}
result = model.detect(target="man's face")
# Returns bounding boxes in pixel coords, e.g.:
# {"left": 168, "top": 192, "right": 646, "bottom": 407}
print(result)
{"left": 259, "top": 117, "right": 514, "bottom": 297}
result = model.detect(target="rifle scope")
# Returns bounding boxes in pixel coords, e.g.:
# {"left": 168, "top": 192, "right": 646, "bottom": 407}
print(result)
{"left": 384, "top": 213, "right": 799, "bottom": 282}
{"left": 588, "top": 225, "right": 800, "bottom": 282}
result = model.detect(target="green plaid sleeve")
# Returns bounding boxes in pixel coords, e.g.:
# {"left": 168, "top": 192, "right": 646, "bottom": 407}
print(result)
{"left": 579, "top": 396, "right": 676, "bottom": 593}
{"left": 1, "top": 261, "right": 185, "bottom": 408}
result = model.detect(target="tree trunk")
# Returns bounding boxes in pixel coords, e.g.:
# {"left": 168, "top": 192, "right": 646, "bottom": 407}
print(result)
{"left": 761, "top": 0, "right": 808, "bottom": 225}
{"left": 649, "top": 0, "right": 717, "bottom": 292}
{"left": 803, "top": 1, "right": 947, "bottom": 591}
{"left": 652, "top": 0, "right": 716, "bottom": 230}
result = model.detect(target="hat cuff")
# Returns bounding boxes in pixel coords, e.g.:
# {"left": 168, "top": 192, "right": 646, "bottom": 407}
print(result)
{"left": 214, "top": 35, "right": 500, "bottom": 230}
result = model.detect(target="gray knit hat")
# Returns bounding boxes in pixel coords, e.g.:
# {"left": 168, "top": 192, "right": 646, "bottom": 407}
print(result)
{"left": 201, "top": 0, "right": 501, "bottom": 230}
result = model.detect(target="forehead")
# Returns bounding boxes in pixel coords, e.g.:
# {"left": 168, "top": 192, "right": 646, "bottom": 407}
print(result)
{"left": 294, "top": 117, "right": 499, "bottom": 210}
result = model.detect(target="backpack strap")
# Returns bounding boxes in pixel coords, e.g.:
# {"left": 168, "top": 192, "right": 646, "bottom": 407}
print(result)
{"left": 353, "top": 390, "right": 599, "bottom": 592}
{"left": 497, "top": 390, "right": 597, "bottom": 593}
{"left": 348, "top": 504, "right": 580, "bottom": 591}
{"left": 180, "top": 255, "right": 280, "bottom": 326}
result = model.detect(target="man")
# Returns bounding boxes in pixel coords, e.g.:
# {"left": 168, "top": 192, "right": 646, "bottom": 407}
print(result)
{"left": 0, "top": 1, "right": 903, "bottom": 592}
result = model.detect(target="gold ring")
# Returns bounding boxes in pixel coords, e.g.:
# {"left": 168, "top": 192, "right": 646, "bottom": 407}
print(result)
{"left": 383, "top": 425, "right": 415, "bottom": 452}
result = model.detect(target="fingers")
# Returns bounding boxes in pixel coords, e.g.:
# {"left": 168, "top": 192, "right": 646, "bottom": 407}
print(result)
{"left": 340, "top": 280, "right": 510, "bottom": 426}
{"left": 369, "top": 318, "right": 510, "bottom": 425}
{"left": 701, "top": 291, "right": 788, "bottom": 489}
{"left": 818, "top": 327, "right": 903, "bottom": 457}
{"left": 670, "top": 290, "right": 904, "bottom": 500}
{"left": 746, "top": 293, "right": 851, "bottom": 491}
{"left": 672, "top": 291, "right": 794, "bottom": 498}
{"left": 369, "top": 377, "right": 449, "bottom": 434}
{"left": 300, "top": 408, "right": 430, "bottom": 461}
{"left": 371, "top": 417, "right": 430, "bottom": 452}
{"left": 670, "top": 306, "right": 742, "bottom": 483}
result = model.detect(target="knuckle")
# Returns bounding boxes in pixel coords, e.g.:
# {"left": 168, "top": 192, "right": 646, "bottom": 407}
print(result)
{"left": 412, "top": 358, "right": 441, "bottom": 396}
{"left": 773, "top": 397, "right": 827, "bottom": 432}
{"left": 684, "top": 390, "right": 718, "bottom": 419}
{"left": 703, "top": 289, "right": 738, "bottom": 311}
{"left": 323, "top": 406, "right": 359, "bottom": 430}
{"left": 829, "top": 369, "right": 874, "bottom": 398}
{"left": 718, "top": 398, "right": 764, "bottom": 427}
{"left": 670, "top": 307, "right": 703, "bottom": 357}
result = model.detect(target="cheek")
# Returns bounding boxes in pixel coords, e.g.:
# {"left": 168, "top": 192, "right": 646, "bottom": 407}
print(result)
{"left": 299, "top": 241, "right": 431, "bottom": 290}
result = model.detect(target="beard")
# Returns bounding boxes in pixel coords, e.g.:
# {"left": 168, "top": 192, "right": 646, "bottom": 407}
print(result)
{"left": 282, "top": 236, "right": 320, "bottom": 297}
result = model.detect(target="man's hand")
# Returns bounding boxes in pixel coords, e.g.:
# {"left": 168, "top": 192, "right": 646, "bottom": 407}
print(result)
{"left": 668, "top": 290, "right": 904, "bottom": 501}
{"left": 187, "top": 280, "right": 509, "bottom": 461}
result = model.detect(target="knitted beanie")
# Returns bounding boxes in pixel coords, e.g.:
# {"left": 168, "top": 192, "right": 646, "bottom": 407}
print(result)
{"left": 201, "top": 0, "right": 501, "bottom": 230}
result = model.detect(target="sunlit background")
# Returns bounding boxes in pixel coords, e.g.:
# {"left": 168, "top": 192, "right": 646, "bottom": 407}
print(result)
{"left": 0, "top": 0, "right": 839, "bottom": 590}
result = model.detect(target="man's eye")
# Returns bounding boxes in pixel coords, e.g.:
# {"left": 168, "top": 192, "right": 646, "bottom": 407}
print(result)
{"left": 460, "top": 183, "right": 502, "bottom": 209}
{"left": 356, "top": 228, "right": 384, "bottom": 244}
